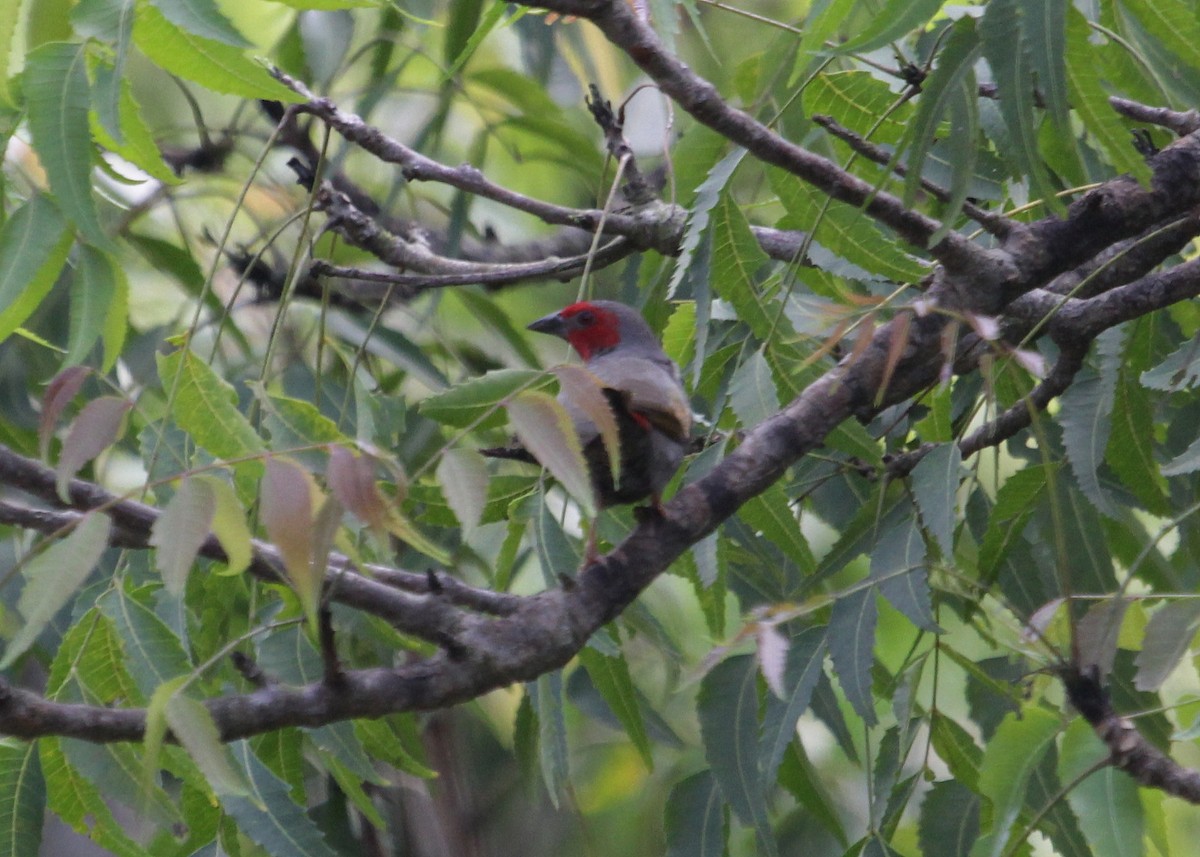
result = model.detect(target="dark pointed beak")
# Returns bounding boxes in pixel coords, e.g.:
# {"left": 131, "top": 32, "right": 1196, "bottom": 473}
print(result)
{"left": 527, "top": 312, "right": 565, "bottom": 337}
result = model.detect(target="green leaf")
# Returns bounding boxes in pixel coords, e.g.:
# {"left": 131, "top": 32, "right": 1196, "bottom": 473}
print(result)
{"left": 97, "top": 586, "right": 192, "bottom": 696}
{"left": 929, "top": 711, "right": 982, "bottom": 790}
{"left": 979, "top": 464, "right": 1056, "bottom": 575}
{"left": 1134, "top": 600, "right": 1200, "bottom": 691}
{"left": 664, "top": 770, "right": 725, "bottom": 857}
{"left": 0, "top": 195, "right": 73, "bottom": 346}
{"left": 25, "top": 42, "right": 111, "bottom": 249}
{"left": 1059, "top": 330, "right": 1122, "bottom": 517}
{"left": 150, "top": 477, "right": 216, "bottom": 596}
{"left": 150, "top": 0, "right": 251, "bottom": 46}
{"left": 668, "top": 147, "right": 747, "bottom": 300}
{"left": 710, "top": 192, "right": 774, "bottom": 338}
{"left": 828, "top": 586, "right": 878, "bottom": 726}
{"left": 1058, "top": 718, "right": 1143, "bottom": 857}
{"left": 579, "top": 646, "right": 653, "bottom": 768}
{"left": 157, "top": 344, "right": 267, "bottom": 467}
{"left": 698, "top": 656, "right": 777, "bottom": 856}
{"left": 256, "top": 389, "right": 349, "bottom": 446}
{"left": 971, "top": 706, "right": 1061, "bottom": 857}
{"left": 803, "top": 71, "right": 911, "bottom": 145}
{"left": 0, "top": 739, "right": 44, "bottom": 857}
{"left": 979, "top": 0, "right": 1062, "bottom": 213}
{"left": 1121, "top": 0, "right": 1200, "bottom": 73}
{"left": 436, "top": 447, "right": 488, "bottom": 531}
{"left": 871, "top": 515, "right": 938, "bottom": 632}
{"left": 531, "top": 672, "right": 570, "bottom": 806}
{"left": 222, "top": 742, "right": 338, "bottom": 857}
{"left": 39, "top": 738, "right": 148, "bottom": 857}
{"left": 0, "top": 0, "right": 20, "bottom": 107}
{"left": 835, "top": 0, "right": 944, "bottom": 54}
{"left": 90, "top": 72, "right": 180, "bottom": 184}
{"left": 911, "top": 442, "right": 960, "bottom": 557}
{"left": 1065, "top": 9, "right": 1151, "bottom": 183}
{"left": 168, "top": 695, "right": 250, "bottom": 797}
{"left": 133, "top": 5, "right": 303, "bottom": 101}
{"left": 1107, "top": 370, "right": 1169, "bottom": 515}
{"left": 759, "top": 626, "right": 827, "bottom": 785}
{"left": 1020, "top": 0, "right": 1070, "bottom": 130}
{"left": 772, "top": 169, "right": 928, "bottom": 282}
{"left": 740, "top": 482, "right": 816, "bottom": 574}
{"left": 420, "top": 368, "right": 547, "bottom": 429}
{"left": 2, "top": 512, "right": 112, "bottom": 669}
{"left": 444, "top": 0, "right": 484, "bottom": 66}
{"left": 268, "top": 0, "right": 373, "bottom": 9}
{"left": 729, "top": 347, "right": 779, "bottom": 429}
{"left": 199, "top": 475, "right": 252, "bottom": 575}
{"left": 68, "top": 243, "right": 128, "bottom": 373}
{"left": 919, "top": 781, "right": 982, "bottom": 857}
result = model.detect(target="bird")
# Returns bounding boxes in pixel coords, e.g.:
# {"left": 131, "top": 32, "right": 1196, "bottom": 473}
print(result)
{"left": 484, "top": 300, "right": 691, "bottom": 553}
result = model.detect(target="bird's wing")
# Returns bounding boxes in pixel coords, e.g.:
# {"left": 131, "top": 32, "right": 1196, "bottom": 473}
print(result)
{"left": 590, "top": 355, "right": 692, "bottom": 441}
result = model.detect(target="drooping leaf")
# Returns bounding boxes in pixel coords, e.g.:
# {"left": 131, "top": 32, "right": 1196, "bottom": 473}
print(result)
{"left": 1074, "top": 597, "right": 1127, "bottom": 677}
{"left": 919, "top": 780, "right": 981, "bottom": 857}
{"left": 553, "top": 364, "right": 621, "bottom": 487}
{"left": 697, "top": 655, "right": 778, "bottom": 856}
{"left": 1058, "top": 718, "right": 1144, "bottom": 857}
{"left": 0, "top": 739, "right": 44, "bottom": 857}
{"left": 200, "top": 475, "right": 252, "bottom": 575}
{"left": 729, "top": 348, "right": 779, "bottom": 429}
{"left": 89, "top": 70, "right": 179, "bottom": 184}
{"left": 971, "top": 706, "right": 1061, "bottom": 857}
{"left": 167, "top": 694, "right": 250, "bottom": 797}
{"left": 1, "top": 512, "right": 112, "bottom": 668}
{"left": 0, "top": 195, "right": 73, "bottom": 347}
{"left": 759, "top": 626, "right": 827, "bottom": 785}
{"left": 150, "top": 477, "right": 217, "bottom": 596}
{"left": 664, "top": 770, "right": 725, "bottom": 857}
{"left": 420, "top": 368, "right": 547, "bottom": 429}
{"left": 834, "top": 0, "right": 945, "bottom": 55}
{"left": 25, "top": 42, "right": 111, "bottom": 249}
{"left": 667, "top": 146, "right": 747, "bottom": 300}
{"left": 133, "top": 6, "right": 303, "bottom": 100}
{"left": 157, "top": 345, "right": 267, "bottom": 469}
{"left": 97, "top": 586, "right": 191, "bottom": 695}
{"left": 828, "top": 587, "right": 878, "bottom": 726}
{"left": 740, "top": 482, "right": 816, "bottom": 574}
{"left": 910, "top": 442, "right": 961, "bottom": 558}
{"left": 150, "top": 0, "right": 250, "bottom": 46}
{"left": 578, "top": 646, "right": 653, "bottom": 768}
{"left": 55, "top": 396, "right": 131, "bottom": 501}
{"left": 1059, "top": 330, "right": 1122, "bottom": 517}
{"left": 38, "top": 366, "right": 88, "bottom": 460}
{"left": 260, "top": 457, "right": 319, "bottom": 627}
{"left": 506, "top": 390, "right": 595, "bottom": 517}
{"left": 871, "top": 515, "right": 938, "bottom": 632}
{"left": 530, "top": 672, "right": 570, "bottom": 806}
{"left": 436, "top": 447, "right": 489, "bottom": 532}
{"left": 1135, "top": 600, "right": 1200, "bottom": 691}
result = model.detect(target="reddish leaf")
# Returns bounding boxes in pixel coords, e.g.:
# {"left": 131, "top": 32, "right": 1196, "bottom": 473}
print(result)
{"left": 327, "top": 446, "right": 387, "bottom": 533}
{"left": 38, "top": 365, "right": 89, "bottom": 460}
{"left": 56, "top": 396, "right": 131, "bottom": 501}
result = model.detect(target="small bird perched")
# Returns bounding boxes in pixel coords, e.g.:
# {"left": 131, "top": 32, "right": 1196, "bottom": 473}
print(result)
{"left": 485, "top": 300, "right": 691, "bottom": 543}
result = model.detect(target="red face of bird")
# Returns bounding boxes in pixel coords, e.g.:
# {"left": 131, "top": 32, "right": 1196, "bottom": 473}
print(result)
{"left": 527, "top": 301, "right": 624, "bottom": 361}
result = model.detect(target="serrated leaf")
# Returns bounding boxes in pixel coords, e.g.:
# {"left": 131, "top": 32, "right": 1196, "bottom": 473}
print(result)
{"left": 66, "top": 246, "right": 117, "bottom": 367}
{"left": 530, "top": 672, "right": 570, "bottom": 806}
{"left": 772, "top": 169, "right": 928, "bottom": 282}
{"left": 1059, "top": 331, "right": 1121, "bottom": 517}
{"left": 2, "top": 513, "right": 112, "bottom": 668}
{"left": 971, "top": 707, "right": 1060, "bottom": 857}
{"left": 664, "top": 770, "right": 725, "bottom": 857}
{"left": 729, "top": 348, "right": 779, "bottom": 429}
{"left": 578, "top": 647, "right": 653, "bottom": 768}
{"left": 911, "top": 442, "right": 961, "bottom": 557}
{"left": 150, "top": 0, "right": 250, "bottom": 46}
{"left": 133, "top": 6, "right": 302, "bottom": 101}
{"left": 1075, "top": 598, "right": 1127, "bottom": 677}
{"left": 38, "top": 366, "right": 88, "bottom": 460}
{"left": 90, "top": 71, "right": 179, "bottom": 183}
{"left": 828, "top": 587, "right": 878, "bottom": 726}
{"left": 257, "top": 390, "right": 349, "bottom": 446}
{"left": 260, "top": 458, "right": 319, "bottom": 626}
{"left": 436, "top": 447, "right": 488, "bottom": 531}
{"left": 871, "top": 516, "right": 939, "bottom": 631}
{"left": 200, "top": 475, "right": 252, "bottom": 575}
{"left": 979, "top": 0, "right": 1061, "bottom": 213}
{"left": 420, "top": 368, "right": 546, "bottom": 428}
{"left": 835, "top": 0, "right": 945, "bottom": 55}
{"left": 1108, "top": 369, "right": 1169, "bottom": 515}
{"left": 97, "top": 587, "right": 191, "bottom": 695}
{"left": 1135, "top": 601, "right": 1200, "bottom": 691}
{"left": 1058, "top": 718, "right": 1143, "bottom": 857}
{"left": 1065, "top": 10, "right": 1152, "bottom": 183}
{"left": 1020, "top": 0, "right": 1070, "bottom": 130}
{"left": 39, "top": 738, "right": 147, "bottom": 857}
{"left": 759, "top": 626, "right": 827, "bottom": 785}
{"left": 326, "top": 446, "right": 387, "bottom": 532}
{"left": 697, "top": 655, "right": 778, "bottom": 856}
{"left": 25, "top": 42, "right": 111, "bottom": 249}
{"left": 756, "top": 623, "right": 789, "bottom": 699}
{"left": 667, "top": 147, "right": 746, "bottom": 299}
{"left": 919, "top": 780, "right": 981, "bottom": 857}
{"left": 151, "top": 477, "right": 216, "bottom": 596}
{"left": 157, "top": 345, "right": 267, "bottom": 467}
{"left": 554, "top": 364, "right": 621, "bottom": 488}
{"left": 506, "top": 390, "right": 595, "bottom": 517}
{"left": 710, "top": 194, "right": 774, "bottom": 338}
{"left": 929, "top": 711, "right": 982, "bottom": 790}
{"left": 222, "top": 742, "right": 338, "bottom": 857}
{"left": 803, "top": 71, "right": 910, "bottom": 144}
{"left": 0, "top": 739, "right": 44, "bottom": 857}
{"left": 167, "top": 694, "right": 250, "bottom": 797}
{"left": 56, "top": 396, "right": 130, "bottom": 500}
{"left": 0, "top": 195, "right": 73, "bottom": 347}
{"left": 740, "top": 482, "right": 815, "bottom": 573}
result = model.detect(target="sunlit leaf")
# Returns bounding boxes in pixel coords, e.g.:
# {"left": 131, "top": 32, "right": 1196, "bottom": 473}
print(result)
{"left": 436, "top": 447, "right": 489, "bottom": 531}
{"left": 1135, "top": 600, "right": 1200, "bottom": 691}
{"left": 150, "top": 477, "right": 217, "bottom": 596}
{"left": 506, "top": 390, "right": 595, "bottom": 517}
{"left": 0, "top": 195, "right": 73, "bottom": 347}
{"left": 420, "top": 368, "right": 547, "bottom": 429}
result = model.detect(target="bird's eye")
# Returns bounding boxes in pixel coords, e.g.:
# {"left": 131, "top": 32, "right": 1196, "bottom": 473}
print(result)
{"left": 577, "top": 310, "right": 595, "bottom": 325}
